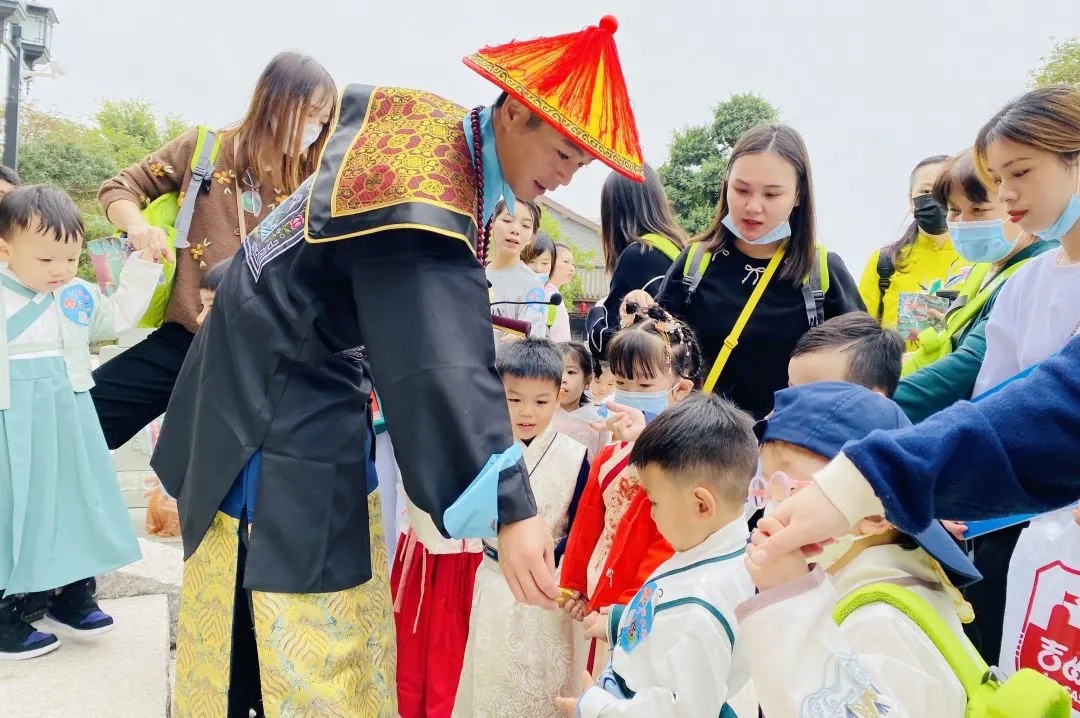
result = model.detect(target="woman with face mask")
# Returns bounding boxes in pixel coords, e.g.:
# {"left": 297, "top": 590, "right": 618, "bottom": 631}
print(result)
{"left": 646, "top": 124, "right": 863, "bottom": 421}
{"left": 747, "top": 88, "right": 1080, "bottom": 655}
{"left": 93, "top": 51, "right": 336, "bottom": 451}
{"left": 894, "top": 150, "right": 1058, "bottom": 423}
{"left": 858, "top": 155, "right": 972, "bottom": 348}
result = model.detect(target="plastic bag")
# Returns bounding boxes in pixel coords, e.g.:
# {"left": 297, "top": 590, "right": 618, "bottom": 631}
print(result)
{"left": 1000, "top": 507, "right": 1080, "bottom": 713}
{"left": 140, "top": 420, "right": 179, "bottom": 537}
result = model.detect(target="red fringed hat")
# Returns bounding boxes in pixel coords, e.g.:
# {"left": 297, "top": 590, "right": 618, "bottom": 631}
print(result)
{"left": 464, "top": 15, "right": 645, "bottom": 182}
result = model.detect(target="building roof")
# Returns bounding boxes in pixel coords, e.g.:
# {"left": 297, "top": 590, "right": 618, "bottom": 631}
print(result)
{"left": 538, "top": 197, "right": 602, "bottom": 258}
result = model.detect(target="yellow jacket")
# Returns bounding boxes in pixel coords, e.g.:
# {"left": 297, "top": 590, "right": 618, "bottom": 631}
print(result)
{"left": 859, "top": 231, "right": 971, "bottom": 347}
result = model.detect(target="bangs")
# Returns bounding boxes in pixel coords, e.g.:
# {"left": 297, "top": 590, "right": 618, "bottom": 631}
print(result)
{"left": 608, "top": 329, "right": 666, "bottom": 382}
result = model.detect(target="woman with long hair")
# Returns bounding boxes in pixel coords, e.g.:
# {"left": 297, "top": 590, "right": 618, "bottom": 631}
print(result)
{"left": 92, "top": 51, "right": 336, "bottom": 450}
{"left": 858, "top": 155, "right": 972, "bottom": 347}
{"left": 587, "top": 163, "right": 687, "bottom": 358}
{"left": 650, "top": 124, "right": 863, "bottom": 420}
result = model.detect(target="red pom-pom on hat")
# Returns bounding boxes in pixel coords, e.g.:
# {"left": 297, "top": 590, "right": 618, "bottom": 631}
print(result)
{"left": 598, "top": 15, "right": 618, "bottom": 33}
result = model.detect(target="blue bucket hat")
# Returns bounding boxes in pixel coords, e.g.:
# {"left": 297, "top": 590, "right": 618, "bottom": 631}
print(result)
{"left": 761, "top": 382, "right": 981, "bottom": 587}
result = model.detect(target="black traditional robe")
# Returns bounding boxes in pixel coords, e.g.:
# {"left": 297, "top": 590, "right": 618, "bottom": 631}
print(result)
{"left": 151, "top": 85, "right": 536, "bottom": 594}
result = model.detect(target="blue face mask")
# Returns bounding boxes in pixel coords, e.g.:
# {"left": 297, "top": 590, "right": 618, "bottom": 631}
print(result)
{"left": 612, "top": 388, "right": 670, "bottom": 415}
{"left": 948, "top": 219, "right": 1017, "bottom": 264}
{"left": 1034, "top": 193, "right": 1080, "bottom": 242}
{"left": 536, "top": 274, "right": 549, "bottom": 284}
{"left": 721, "top": 214, "right": 792, "bottom": 246}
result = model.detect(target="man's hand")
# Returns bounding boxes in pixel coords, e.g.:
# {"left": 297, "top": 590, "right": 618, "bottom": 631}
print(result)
{"left": 745, "top": 517, "right": 812, "bottom": 591}
{"left": 555, "top": 670, "right": 594, "bottom": 717}
{"left": 497, "top": 516, "right": 559, "bottom": 609}
{"left": 746, "top": 481, "right": 850, "bottom": 567}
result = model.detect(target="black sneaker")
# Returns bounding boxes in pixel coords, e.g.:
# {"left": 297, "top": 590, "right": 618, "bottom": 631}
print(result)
{"left": 20, "top": 591, "right": 51, "bottom": 623}
{"left": 44, "top": 578, "right": 114, "bottom": 636}
{"left": 0, "top": 596, "right": 60, "bottom": 660}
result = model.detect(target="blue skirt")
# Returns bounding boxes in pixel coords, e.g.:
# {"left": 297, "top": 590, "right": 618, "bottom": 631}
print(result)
{"left": 0, "top": 357, "right": 140, "bottom": 595}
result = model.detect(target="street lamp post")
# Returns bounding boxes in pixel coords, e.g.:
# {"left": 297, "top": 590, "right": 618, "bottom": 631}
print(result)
{"left": 0, "top": 2, "right": 55, "bottom": 170}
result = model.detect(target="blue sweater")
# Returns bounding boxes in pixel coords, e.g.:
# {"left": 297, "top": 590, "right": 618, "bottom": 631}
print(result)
{"left": 843, "top": 334, "right": 1080, "bottom": 534}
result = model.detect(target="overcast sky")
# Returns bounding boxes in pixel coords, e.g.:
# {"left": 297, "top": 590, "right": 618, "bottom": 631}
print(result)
{"left": 26, "top": 0, "right": 1079, "bottom": 273}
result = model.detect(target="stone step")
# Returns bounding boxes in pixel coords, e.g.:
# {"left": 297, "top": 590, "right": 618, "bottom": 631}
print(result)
{"left": 0, "top": 594, "right": 171, "bottom": 718}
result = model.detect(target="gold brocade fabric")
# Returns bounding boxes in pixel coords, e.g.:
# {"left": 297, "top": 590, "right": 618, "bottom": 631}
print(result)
{"left": 173, "top": 494, "right": 397, "bottom": 717}
{"left": 331, "top": 89, "right": 476, "bottom": 221}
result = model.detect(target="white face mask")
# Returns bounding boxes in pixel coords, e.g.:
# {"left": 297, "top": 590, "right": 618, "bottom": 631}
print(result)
{"left": 298, "top": 123, "right": 323, "bottom": 154}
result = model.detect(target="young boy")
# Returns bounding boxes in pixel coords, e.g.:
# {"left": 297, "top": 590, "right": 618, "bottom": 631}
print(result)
{"left": 195, "top": 256, "right": 232, "bottom": 328}
{"left": 557, "top": 394, "right": 759, "bottom": 718}
{"left": 787, "top": 312, "right": 904, "bottom": 396}
{"left": 455, "top": 338, "right": 590, "bottom": 717}
{"left": 738, "top": 382, "right": 983, "bottom": 717}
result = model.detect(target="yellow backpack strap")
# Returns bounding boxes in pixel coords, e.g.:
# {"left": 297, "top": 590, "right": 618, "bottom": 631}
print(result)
{"left": 701, "top": 245, "right": 786, "bottom": 393}
{"left": 944, "top": 260, "right": 1030, "bottom": 339}
{"left": 681, "top": 243, "right": 712, "bottom": 305}
{"left": 834, "top": 582, "right": 987, "bottom": 695}
{"left": 641, "top": 233, "right": 681, "bottom": 262}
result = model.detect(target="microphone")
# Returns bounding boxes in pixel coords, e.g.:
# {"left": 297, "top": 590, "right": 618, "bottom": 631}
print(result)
{"left": 489, "top": 295, "right": 562, "bottom": 339}
{"left": 489, "top": 293, "right": 563, "bottom": 308}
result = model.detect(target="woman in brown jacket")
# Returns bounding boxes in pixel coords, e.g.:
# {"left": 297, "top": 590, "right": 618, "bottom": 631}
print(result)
{"left": 92, "top": 52, "right": 336, "bottom": 448}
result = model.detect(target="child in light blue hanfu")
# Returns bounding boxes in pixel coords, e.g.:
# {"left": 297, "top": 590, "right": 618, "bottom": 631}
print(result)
{"left": 0, "top": 185, "right": 163, "bottom": 660}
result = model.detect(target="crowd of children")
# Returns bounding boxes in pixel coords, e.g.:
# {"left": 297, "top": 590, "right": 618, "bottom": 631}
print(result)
{"left": 5, "top": 81, "right": 1080, "bottom": 718}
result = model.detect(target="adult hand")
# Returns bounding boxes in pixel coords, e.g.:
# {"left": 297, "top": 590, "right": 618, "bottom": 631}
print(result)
{"left": 620, "top": 290, "right": 655, "bottom": 320}
{"left": 745, "top": 482, "right": 850, "bottom": 567}
{"left": 127, "top": 223, "right": 173, "bottom": 262}
{"left": 497, "top": 515, "right": 559, "bottom": 609}
{"left": 589, "top": 401, "right": 647, "bottom": 443}
{"left": 745, "top": 517, "right": 811, "bottom": 591}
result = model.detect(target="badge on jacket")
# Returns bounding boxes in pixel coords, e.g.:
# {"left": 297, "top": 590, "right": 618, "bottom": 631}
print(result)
{"left": 59, "top": 285, "right": 94, "bottom": 327}
{"left": 618, "top": 581, "right": 659, "bottom": 653}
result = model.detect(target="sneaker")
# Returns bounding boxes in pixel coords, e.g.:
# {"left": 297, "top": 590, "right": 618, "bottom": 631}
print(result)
{"left": 0, "top": 603, "right": 60, "bottom": 660}
{"left": 44, "top": 579, "right": 114, "bottom": 636}
{"left": 20, "top": 591, "right": 51, "bottom": 623}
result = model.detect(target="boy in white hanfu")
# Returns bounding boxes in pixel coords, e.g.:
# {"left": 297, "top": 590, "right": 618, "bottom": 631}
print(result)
{"left": 455, "top": 338, "right": 590, "bottom": 718}
{"left": 558, "top": 393, "right": 759, "bottom": 718}
{"left": 0, "top": 186, "right": 163, "bottom": 659}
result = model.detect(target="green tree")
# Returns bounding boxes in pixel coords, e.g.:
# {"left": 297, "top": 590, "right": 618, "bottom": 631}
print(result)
{"left": 1029, "top": 37, "right": 1080, "bottom": 87}
{"left": 15, "top": 100, "right": 190, "bottom": 281}
{"left": 659, "top": 93, "right": 779, "bottom": 234}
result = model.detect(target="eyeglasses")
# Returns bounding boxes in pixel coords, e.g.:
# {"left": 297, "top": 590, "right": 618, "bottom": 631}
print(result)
{"left": 747, "top": 471, "right": 810, "bottom": 511}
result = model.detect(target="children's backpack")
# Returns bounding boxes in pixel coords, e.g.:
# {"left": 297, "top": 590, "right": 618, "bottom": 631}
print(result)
{"left": 128, "top": 126, "right": 221, "bottom": 328}
{"left": 640, "top": 232, "right": 682, "bottom": 263}
{"left": 680, "top": 242, "right": 830, "bottom": 327}
{"left": 834, "top": 582, "right": 1071, "bottom": 717}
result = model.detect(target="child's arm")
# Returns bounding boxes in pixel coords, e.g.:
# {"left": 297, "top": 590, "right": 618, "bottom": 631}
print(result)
{"left": 88, "top": 251, "right": 164, "bottom": 342}
{"left": 737, "top": 564, "right": 966, "bottom": 718}
{"left": 576, "top": 606, "right": 736, "bottom": 717}
{"left": 554, "top": 456, "right": 591, "bottom": 565}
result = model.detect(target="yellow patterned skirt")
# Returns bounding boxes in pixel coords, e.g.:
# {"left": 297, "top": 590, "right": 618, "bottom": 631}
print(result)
{"left": 173, "top": 493, "right": 397, "bottom": 717}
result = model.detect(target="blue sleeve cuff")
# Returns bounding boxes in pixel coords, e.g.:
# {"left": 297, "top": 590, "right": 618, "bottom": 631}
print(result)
{"left": 444, "top": 443, "right": 524, "bottom": 539}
